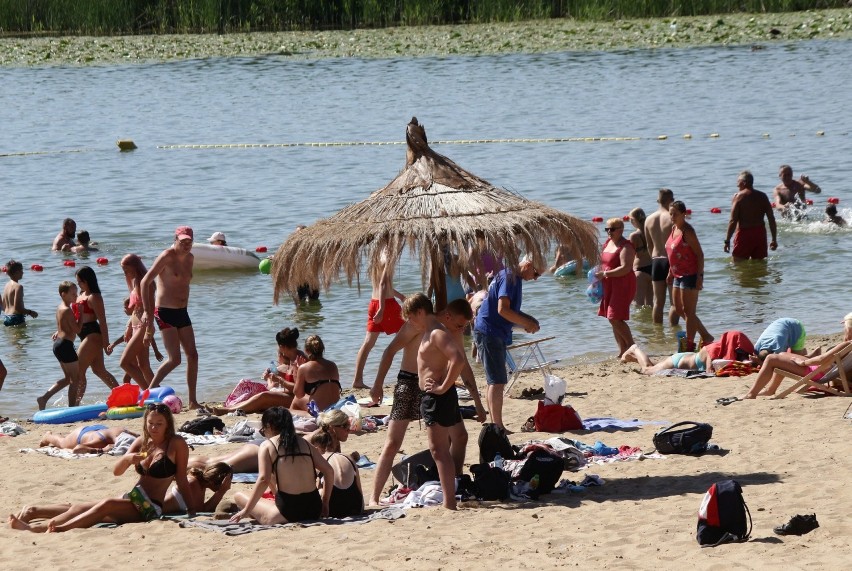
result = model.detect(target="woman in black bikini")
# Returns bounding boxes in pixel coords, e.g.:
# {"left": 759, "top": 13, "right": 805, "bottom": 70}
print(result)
{"left": 9, "top": 404, "right": 193, "bottom": 532}
{"left": 292, "top": 335, "right": 341, "bottom": 412}
{"left": 629, "top": 207, "right": 653, "bottom": 308}
{"left": 309, "top": 430, "right": 364, "bottom": 518}
{"left": 75, "top": 266, "right": 118, "bottom": 400}
{"left": 231, "top": 406, "right": 334, "bottom": 524}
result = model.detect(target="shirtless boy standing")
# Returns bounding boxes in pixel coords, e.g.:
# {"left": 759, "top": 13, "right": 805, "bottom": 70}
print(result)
{"left": 644, "top": 188, "right": 677, "bottom": 326}
{"left": 38, "top": 281, "right": 83, "bottom": 408}
{"left": 2, "top": 260, "right": 38, "bottom": 327}
{"left": 410, "top": 294, "right": 468, "bottom": 510}
{"left": 352, "top": 251, "right": 406, "bottom": 389}
{"left": 368, "top": 295, "right": 485, "bottom": 505}
{"left": 141, "top": 226, "right": 200, "bottom": 409}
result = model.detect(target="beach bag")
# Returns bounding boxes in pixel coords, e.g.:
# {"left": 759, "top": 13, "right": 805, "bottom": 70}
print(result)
{"left": 653, "top": 421, "right": 713, "bottom": 454}
{"left": 697, "top": 480, "right": 752, "bottom": 546}
{"left": 391, "top": 449, "right": 436, "bottom": 488}
{"left": 106, "top": 383, "right": 141, "bottom": 408}
{"left": 223, "top": 379, "right": 268, "bottom": 408}
{"left": 544, "top": 374, "right": 567, "bottom": 404}
{"left": 516, "top": 449, "right": 565, "bottom": 494}
{"left": 533, "top": 401, "right": 583, "bottom": 432}
{"left": 179, "top": 416, "right": 225, "bottom": 435}
{"left": 478, "top": 423, "right": 515, "bottom": 464}
{"left": 470, "top": 463, "right": 511, "bottom": 501}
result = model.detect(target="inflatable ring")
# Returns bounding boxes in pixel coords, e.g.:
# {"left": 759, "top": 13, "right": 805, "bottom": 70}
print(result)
{"left": 554, "top": 259, "right": 591, "bottom": 277}
{"left": 143, "top": 386, "right": 175, "bottom": 404}
{"left": 106, "top": 405, "right": 145, "bottom": 420}
{"left": 33, "top": 403, "right": 108, "bottom": 424}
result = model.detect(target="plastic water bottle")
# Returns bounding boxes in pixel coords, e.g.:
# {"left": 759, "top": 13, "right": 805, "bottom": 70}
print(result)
{"left": 676, "top": 331, "right": 687, "bottom": 352}
{"left": 530, "top": 474, "right": 540, "bottom": 490}
{"left": 267, "top": 361, "right": 277, "bottom": 375}
{"left": 493, "top": 453, "right": 504, "bottom": 469}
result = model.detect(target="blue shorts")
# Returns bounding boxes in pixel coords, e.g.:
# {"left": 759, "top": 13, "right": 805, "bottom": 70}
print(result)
{"left": 474, "top": 331, "right": 508, "bottom": 386}
{"left": 673, "top": 274, "right": 699, "bottom": 290}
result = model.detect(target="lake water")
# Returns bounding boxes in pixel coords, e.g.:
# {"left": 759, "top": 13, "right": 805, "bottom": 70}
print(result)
{"left": 2, "top": 40, "right": 851, "bottom": 418}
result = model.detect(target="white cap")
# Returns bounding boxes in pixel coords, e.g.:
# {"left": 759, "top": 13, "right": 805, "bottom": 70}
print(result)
{"left": 207, "top": 232, "right": 226, "bottom": 243}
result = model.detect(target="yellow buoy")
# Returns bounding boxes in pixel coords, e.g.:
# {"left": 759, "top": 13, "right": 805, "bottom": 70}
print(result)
{"left": 816, "top": 130, "right": 825, "bottom": 136}
{"left": 709, "top": 133, "right": 720, "bottom": 138}
{"left": 683, "top": 134, "right": 692, "bottom": 139}
{"left": 657, "top": 135, "right": 668, "bottom": 140}
{"left": 117, "top": 139, "right": 137, "bottom": 151}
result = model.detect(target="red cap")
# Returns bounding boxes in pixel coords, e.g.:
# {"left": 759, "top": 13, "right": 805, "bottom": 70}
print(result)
{"left": 175, "top": 226, "right": 194, "bottom": 240}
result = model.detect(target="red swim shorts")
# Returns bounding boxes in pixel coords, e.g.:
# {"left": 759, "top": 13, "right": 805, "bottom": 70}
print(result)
{"left": 367, "top": 298, "right": 404, "bottom": 335}
{"left": 732, "top": 226, "right": 768, "bottom": 260}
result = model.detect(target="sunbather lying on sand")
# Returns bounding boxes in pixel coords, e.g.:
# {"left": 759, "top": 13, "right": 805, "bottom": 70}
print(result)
{"left": 188, "top": 442, "right": 264, "bottom": 473}
{"left": 621, "top": 343, "right": 712, "bottom": 374}
{"left": 39, "top": 425, "right": 138, "bottom": 454}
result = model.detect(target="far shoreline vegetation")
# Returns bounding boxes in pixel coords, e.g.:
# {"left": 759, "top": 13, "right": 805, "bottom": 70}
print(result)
{"left": 1, "top": 3, "right": 850, "bottom": 66}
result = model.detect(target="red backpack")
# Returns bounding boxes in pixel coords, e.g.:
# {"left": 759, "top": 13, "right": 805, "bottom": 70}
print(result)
{"left": 533, "top": 401, "right": 582, "bottom": 432}
{"left": 697, "top": 479, "right": 752, "bottom": 546}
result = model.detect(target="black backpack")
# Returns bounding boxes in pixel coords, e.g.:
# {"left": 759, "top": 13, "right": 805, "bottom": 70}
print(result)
{"left": 390, "top": 449, "right": 436, "bottom": 489}
{"left": 697, "top": 479, "right": 752, "bottom": 546}
{"left": 478, "top": 423, "right": 515, "bottom": 464}
{"left": 516, "top": 449, "right": 565, "bottom": 495}
{"left": 179, "top": 416, "right": 225, "bottom": 435}
{"left": 653, "top": 421, "right": 713, "bottom": 454}
{"left": 469, "top": 463, "right": 510, "bottom": 501}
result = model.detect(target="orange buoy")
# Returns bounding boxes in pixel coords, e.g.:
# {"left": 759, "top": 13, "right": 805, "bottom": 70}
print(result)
{"left": 96, "top": 257, "right": 109, "bottom": 265}
{"left": 710, "top": 207, "right": 722, "bottom": 214}
{"left": 255, "top": 246, "right": 268, "bottom": 253}
{"left": 828, "top": 197, "right": 840, "bottom": 204}
{"left": 64, "top": 260, "right": 76, "bottom": 267}
{"left": 591, "top": 217, "right": 604, "bottom": 223}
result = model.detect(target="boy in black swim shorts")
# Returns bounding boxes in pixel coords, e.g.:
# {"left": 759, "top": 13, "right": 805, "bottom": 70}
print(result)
{"left": 40, "top": 281, "right": 83, "bottom": 408}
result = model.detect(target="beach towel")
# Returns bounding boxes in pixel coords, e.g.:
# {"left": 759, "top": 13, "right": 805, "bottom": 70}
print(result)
{"left": 231, "top": 473, "right": 259, "bottom": 483}
{"left": 20, "top": 447, "right": 101, "bottom": 459}
{"left": 108, "top": 432, "right": 138, "bottom": 455}
{"left": 1, "top": 421, "right": 27, "bottom": 436}
{"left": 704, "top": 331, "right": 754, "bottom": 363}
{"left": 178, "top": 433, "right": 230, "bottom": 446}
{"left": 176, "top": 507, "right": 406, "bottom": 535}
{"left": 580, "top": 417, "right": 669, "bottom": 431}
{"left": 654, "top": 368, "right": 714, "bottom": 378}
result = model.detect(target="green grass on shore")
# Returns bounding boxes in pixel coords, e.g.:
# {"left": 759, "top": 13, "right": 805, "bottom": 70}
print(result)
{"left": 1, "top": 8, "right": 850, "bottom": 67}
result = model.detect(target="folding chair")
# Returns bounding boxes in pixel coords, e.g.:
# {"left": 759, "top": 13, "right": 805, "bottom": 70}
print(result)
{"left": 503, "top": 336, "right": 559, "bottom": 395}
{"left": 773, "top": 343, "right": 852, "bottom": 399}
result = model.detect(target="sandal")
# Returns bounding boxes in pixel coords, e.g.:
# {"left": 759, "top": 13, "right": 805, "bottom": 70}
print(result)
{"left": 716, "top": 396, "right": 740, "bottom": 406}
{"left": 521, "top": 417, "right": 536, "bottom": 432}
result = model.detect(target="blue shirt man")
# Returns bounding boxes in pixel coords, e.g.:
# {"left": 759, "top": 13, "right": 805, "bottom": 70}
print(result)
{"left": 473, "top": 259, "right": 541, "bottom": 431}
{"left": 754, "top": 318, "right": 806, "bottom": 359}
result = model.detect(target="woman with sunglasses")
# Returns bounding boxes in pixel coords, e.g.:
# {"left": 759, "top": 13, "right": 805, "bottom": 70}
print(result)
{"left": 595, "top": 218, "right": 637, "bottom": 357}
{"left": 666, "top": 201, "right": 713, "bottom": 351}
{"left": 9, "top": 403, "right": 193, "bottom": 532}
{"left": 231, "top": 406, "right": 334, "bottom": 524}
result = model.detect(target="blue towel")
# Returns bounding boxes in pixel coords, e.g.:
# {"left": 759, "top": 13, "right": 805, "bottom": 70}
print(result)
{"left": 581, "top": 417, "right": 669, "bottom": 431}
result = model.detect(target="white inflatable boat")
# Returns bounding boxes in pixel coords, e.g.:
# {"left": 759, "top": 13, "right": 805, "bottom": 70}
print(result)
{"left": 192, "top": 243, "right": 260, "bottom": 270}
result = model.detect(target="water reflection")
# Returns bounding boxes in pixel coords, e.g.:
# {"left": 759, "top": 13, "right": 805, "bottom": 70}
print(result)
{"left": 729, "top": 259, "right": 781, "bottom": 289}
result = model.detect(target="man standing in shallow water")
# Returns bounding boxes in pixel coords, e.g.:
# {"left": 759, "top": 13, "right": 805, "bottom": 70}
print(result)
{"left": 141, "top": 226, "right": 200, "bottom": 409}
{"left": 773, "top": 164, "right": 821, "bottom": 220}
{"left": 645, "top": 188, "right": 678, "bottom": 326}
{"left": 725, "top": 170, "right": 777, "bottom": 261}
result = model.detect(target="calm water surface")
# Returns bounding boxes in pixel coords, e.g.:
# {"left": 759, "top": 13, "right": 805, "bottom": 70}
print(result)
{"left": 1, "top": 40, "right": 850, "bottom": 417}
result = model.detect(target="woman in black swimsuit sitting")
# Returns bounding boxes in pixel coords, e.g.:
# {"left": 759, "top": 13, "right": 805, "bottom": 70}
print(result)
{"left": 231, "top": 406, "right": 334, "bottom": 524}
{"left": 309, "top": 430, "right": 364, "bottom": 518}
{"left": 9, "top": 404, "right": 193, "bottom": 532}
{"left": 292, "top": 335, "right": 341, "bottom": 413}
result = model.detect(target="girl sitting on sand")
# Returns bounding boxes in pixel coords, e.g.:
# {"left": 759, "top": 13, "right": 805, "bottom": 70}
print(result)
{"left": 9, "top": 404, "right": 193, "bottom": 532}
{"left": 310, "top": 430, "right": 364, "bottom": 518}
{"left": 291, "top": 335, "right": 341, "bottom": 412}
{"left": 230, "top": 407, "right": 334, "bottom": 524}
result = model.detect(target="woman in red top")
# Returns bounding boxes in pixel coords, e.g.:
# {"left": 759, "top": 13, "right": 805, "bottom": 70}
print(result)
{"left": 665, "top": 201, "right": 713, "bottom": 350}
{"left": 595, "top": 218, "right": 637, "bottom": 357}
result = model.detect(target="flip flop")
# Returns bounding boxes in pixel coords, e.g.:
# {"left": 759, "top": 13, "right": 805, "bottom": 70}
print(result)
{"left": 716, "top": 396, "right": 740, "bottom": 406}
{"left": 520, "top": 417, "right": 536, "bottom": 433}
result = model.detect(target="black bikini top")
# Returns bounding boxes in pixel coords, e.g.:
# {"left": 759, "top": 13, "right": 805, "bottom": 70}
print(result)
{"left": 136, "top": 440, "right": 177, "bottom": 479}
{"left": 304, "top": 379, "right": 341, "bottom": 395}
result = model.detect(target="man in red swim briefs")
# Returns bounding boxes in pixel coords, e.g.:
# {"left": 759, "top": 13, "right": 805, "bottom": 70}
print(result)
{"left": 724, "top": 170, "right": 777, "bottom": 261}
{"left": 352, "top": 250, "right": 406, "bottom": 389}
{"left": 141, "top": 226, "right": 201, "bottom": 409}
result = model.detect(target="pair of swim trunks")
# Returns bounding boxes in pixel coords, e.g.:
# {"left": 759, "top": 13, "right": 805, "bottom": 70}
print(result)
{"left": 650, "top": 257, "right": 669, "bottom": 282}
{"left": 732, "top": 226, "right": 768, "bottom": 259}
{"left": 389, "top": 370, "right": 424, "bottom": 422}
{"left": 3, "top": 313, "right": 25, "bottom": 327}
{"left": 155, "top": 307, "right": 192, "bottom": 330}
{"left": 366, "top": 298, "right": 404, "bottom": 335}
{"left": 52, "top": 338, "right": 79, "bottom": 364}
{"left": 420, "top": 385, "right": 462, "bottom": 428}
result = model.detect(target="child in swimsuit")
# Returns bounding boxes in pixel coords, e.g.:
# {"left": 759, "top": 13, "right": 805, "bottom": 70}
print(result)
{"left": 107, "top": 297, "right": 164, "bottom": 384}
{"left": 37, "top": 281, "right": 83, "bottom": 409}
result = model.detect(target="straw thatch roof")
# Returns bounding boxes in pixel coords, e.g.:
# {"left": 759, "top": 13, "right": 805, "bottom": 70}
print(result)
{"left": 271, "top": 117, "right": 599, "bottom": 304}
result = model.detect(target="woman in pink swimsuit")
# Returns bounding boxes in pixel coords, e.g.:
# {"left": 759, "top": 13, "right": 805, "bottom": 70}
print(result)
{"left": 119, "top": 254, "right": 159, "bottom": 387}
{"left": 666, "top": 201, "right": 713, "bottom": 350}
{"left": 595, "top": 218, "right": 637, "bottom": 357}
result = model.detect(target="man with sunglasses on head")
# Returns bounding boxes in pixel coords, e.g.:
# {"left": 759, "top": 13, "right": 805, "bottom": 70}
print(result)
{"left": 473, "top": 256, "right": 541, "bottom": 433}
{"left": 141, "top": 226, "right": 201, "bottom": 410}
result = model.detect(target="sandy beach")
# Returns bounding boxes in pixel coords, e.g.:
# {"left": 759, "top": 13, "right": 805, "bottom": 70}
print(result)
{"left": 2, "top": 331, "right": 850, "bottom": 570}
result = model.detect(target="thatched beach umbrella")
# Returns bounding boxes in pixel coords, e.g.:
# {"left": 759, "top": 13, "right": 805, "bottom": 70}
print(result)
{"left": 271, "top": 117, "right": 600, "bottom": 307}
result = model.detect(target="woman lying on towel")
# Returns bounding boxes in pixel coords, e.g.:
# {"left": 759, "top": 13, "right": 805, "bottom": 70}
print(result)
{"left": 14, "top": 462, "right": 232, "bottom": 524}
{"left": 230, "top": 406, "right": 334, "bottom": 524}
{"left": 310, "top": 429, "right": 364, "bottom": 518}
{"left": 9, "top": 404, "right": 193, "bottom": 532}
{"left": 742, "top": 316, "right": 852, "bottom": 399}
{"left": 621, "top": 343, "right": 713, "bottom": 374}
{"left": 39, "top": 425, "right": 138, "bottom": 454}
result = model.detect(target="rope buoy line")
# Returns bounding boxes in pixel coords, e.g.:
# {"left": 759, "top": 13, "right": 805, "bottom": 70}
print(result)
{"left": 1, "top": 131, "right": 836, "bottom": 157}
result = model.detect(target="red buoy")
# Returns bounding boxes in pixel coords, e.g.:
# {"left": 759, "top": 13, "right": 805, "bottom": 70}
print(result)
{"left": 96, "top": 257, "right": 109, "bottom": 265}
{"left": 828, "top": 197, "right": 840, "bottom": 204}
{"left": 771, "top": 202, "right": 776, "bottom": 208}
{"left": 30, "top": 264, "right": 43, "bottom": 272}
{"left": 685, "top": 209, "right": 692, "bottom": 215}
{"left": 591, "top": 217, "right": 604, "bottom": 223}
{"left": 1, "top": 266, "right": 7, "bottom": 273}
{"left": 255, "top": 246, "right": 268, "bottom": 253}
{"left": 805, "top": 199, "right": 814, "bottom": 205}
{"left": 64, "top": 260, "right": 76, "bottom": 267}
{"left": 710, "top": 207, "right": 722, "bottom": 214}
{"left": 622, "top": 215, "right": 630, "bottom": 221}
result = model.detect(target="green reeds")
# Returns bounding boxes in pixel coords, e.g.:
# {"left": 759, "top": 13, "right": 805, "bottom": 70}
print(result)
{"left": 0, "top": 0, "right": 846, "bottom": 35}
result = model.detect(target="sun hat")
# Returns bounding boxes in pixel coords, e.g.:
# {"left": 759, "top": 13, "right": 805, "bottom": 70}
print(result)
{"left": 207, "top": 231, "right": 226, "bottom": 243}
